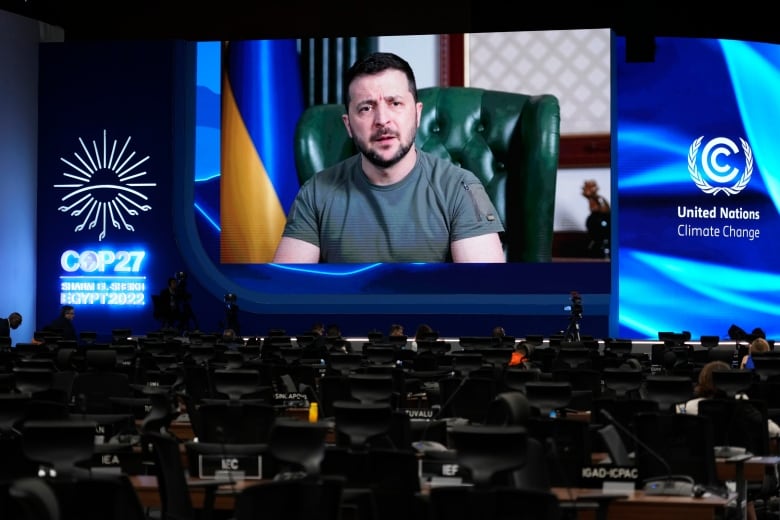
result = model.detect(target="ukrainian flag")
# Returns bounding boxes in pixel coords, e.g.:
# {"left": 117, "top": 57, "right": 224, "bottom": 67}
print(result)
{"left": 220, "top": 40, "right": 304, "bottom": 263}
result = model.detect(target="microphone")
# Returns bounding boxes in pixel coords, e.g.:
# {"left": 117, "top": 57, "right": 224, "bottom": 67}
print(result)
{"left": 413, "top": 374, "right": 469, "bottom": 452}
{"left": 436, "top": 373, "right": 470, "bottom": 421}
{"left": 599, "top": 409, "right": 695, "bottom": 496}
{"left": 76, "top": 393, "right": 88, "bottom": 417}
{"left": 215, "top": 424, "right": 238, "bottom": 494}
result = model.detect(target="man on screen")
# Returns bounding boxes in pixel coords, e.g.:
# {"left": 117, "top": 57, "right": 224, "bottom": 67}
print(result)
{"left": 272, "top": 52, "right": 505, "bottom": 263}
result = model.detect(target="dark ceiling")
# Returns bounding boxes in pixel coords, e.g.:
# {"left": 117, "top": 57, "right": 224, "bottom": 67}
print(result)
{"left": 1, "top": 0, "right": 777, "bottom": 44}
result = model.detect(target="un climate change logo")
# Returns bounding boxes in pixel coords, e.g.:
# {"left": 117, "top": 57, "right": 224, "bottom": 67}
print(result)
{"left": 688, "top": 136, "right": 753, "bottom": 196}
{"left": 54, "top": 130, "right": 156, "bottom": 241}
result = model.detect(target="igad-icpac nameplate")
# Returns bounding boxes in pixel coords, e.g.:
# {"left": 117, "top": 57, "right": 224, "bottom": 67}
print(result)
{"left": 580, "top": 464, "right": 637, "bottom": 493}
{"left": 198, "top": 455, "right": 263, "bottom": 480}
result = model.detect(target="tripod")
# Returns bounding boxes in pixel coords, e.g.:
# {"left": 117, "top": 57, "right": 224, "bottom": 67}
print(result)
{"left": 563, "top": 312, "right": 581, "bottom": 343}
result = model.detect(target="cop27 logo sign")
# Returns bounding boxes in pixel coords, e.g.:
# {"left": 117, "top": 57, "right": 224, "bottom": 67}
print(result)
{"left": 688, "top": 136, "right": 753, "bottom": 196}
{"left": 54, "top": 130, "right": 156, "bottom": 241}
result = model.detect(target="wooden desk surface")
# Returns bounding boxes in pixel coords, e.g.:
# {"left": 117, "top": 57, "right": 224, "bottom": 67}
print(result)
{"left": 132, "top": 475, "right": 735, "bottom": 520}
{"left": 131, "top": 475, "right": 258, "bottom": 510}
{"left": 151, "top": 410, "right": 332, "bottom": 445}
{"left": 136, "top": 419, "right": 196, "bottom": 441}
{"left": 554, "top": 487, "right": 736, "bottom": 520}
{"left": 591, "top": 452, "right": 780, "bottom": 483}
{"left": 716, "top": 455, "right": 780, "bottom": 482}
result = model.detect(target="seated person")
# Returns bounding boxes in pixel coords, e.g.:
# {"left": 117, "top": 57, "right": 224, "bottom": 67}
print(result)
{"left": 389, "top": 324, "right": 405, "bottom": 337}
{"left": 272, "top": 52, "right": 505, "bottom": 263}
{"left": 508, "top": 341, "right": 532, "bottom": 368}
{"left": 45, "top": 305, "right": 77, "bottom": 340}
{"left": 297, "top": 322, "right": 329, "bottom": 362}
{"left": 678, "top": 360, "right": 779, "bottom": 520}
{"left": 741, "top": 337, "right": 770, "bottom": 370}
{"left": 678, "top": 360, "right": 780, "bottom": 436}
{"left": 219, "top": 328, "right": 243, "bottom": 348}
{"left": 325, "top": 323, "right": 352, "bottom": 353}
{"left": 409, "top": 323, "right": 435, "bottom": 353}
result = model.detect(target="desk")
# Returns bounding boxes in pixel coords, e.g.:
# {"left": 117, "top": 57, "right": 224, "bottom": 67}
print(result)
{"left": 555, "top": 488, "right": 736, "bottom": 520}
{"left": 591, "top": 452, "right": 779, "bottom": 484}
{"left": 168, "top": 420, "right": 195, "bottom": 441}
{"left": 131, "top": 475, "right": 735, "bottom": 520}
{"left": 147, "top": 413, "right": 336, "bottom": 445}
{"left": 716, "top": 455, "right": 780, "bottom": 482}
{"left": 131, "top": 475, "right": 255, "bottom": 510}
{"left": 135, "top": 419, "right": 196, "bottom": 441}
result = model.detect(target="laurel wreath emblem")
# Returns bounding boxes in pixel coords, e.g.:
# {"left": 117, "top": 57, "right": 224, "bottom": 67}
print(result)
{"left": 688, "top": 136, "right": 752, "bottom": 196}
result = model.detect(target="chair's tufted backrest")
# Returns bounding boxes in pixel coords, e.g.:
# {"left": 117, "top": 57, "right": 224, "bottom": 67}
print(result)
{"left": 293, "top": 86, "right": 560, "bottom": 261}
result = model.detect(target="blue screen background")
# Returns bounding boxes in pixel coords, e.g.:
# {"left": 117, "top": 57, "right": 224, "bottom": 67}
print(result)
{"left": 616, "top": 36, "right": 780, "bottom": 339}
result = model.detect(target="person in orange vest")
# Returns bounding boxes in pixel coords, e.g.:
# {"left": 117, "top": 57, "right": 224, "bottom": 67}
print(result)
{"left": 509, "top": 341, "right": 531, "bottom": 368}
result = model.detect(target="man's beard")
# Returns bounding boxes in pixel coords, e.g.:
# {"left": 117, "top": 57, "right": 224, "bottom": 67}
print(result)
{"left": 354, "top": 129, "right": 416, "bottom": 169}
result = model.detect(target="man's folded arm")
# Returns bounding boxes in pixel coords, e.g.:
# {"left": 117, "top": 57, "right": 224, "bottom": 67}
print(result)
{"left": 451, "top": 233, "right": 506, "bottom": 263}
{"left": 272, "top": 237, "right": 321, "bottom": 263}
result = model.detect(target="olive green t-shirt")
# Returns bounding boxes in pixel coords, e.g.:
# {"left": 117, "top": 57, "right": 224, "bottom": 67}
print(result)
{"left": 281, "top": 150, "right": 504, "bottom": 262}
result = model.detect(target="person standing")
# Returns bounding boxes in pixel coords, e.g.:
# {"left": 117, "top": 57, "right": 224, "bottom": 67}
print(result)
{"left": 0, "top": 312, "right": 22, "bottom": 342}
{"left": 158, "top": 277, "right": 182, "bottom": 330}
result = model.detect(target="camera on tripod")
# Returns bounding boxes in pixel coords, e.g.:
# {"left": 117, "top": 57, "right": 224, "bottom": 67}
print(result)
{"left": 563, "top": 291, "right": 583, "bottom": 343}
{"left": 223, "top": 293, "right": 240, "bottom": 335}
{"left": 563, "top": 292, "right": 583, "bottom": 316}
{"left": 174, "top": 271, "right": 192, "bottom": 301}
{"left": 569, "top": 292, "right": 583, "bottom": 318}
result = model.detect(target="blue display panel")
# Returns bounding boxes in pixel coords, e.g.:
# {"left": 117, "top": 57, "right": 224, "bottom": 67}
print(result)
{"left": 37, "top": 41, "right": 187, "bottom": 336}
{"left": 615, "top": 36, "right": 780, "bottom": 339}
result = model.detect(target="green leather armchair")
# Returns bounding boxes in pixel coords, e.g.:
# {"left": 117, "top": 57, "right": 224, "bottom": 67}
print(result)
{"left": 293, "top": 86, "right": 560, "bottom": 262}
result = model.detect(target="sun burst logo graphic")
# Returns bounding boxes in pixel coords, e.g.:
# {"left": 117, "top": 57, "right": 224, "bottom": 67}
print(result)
{"left": 55, "top": 130, "right": 156, "bottom": 241}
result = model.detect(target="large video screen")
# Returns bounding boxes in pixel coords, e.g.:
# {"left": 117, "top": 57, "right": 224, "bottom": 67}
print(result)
{"left": 34, "top": 34, "right": 611, "bottom": 338}
{"left": 615, "top": 36, "right": 780, "bottom": 339}
{"left": 177, "top": 35, "right": 612, "bottom": 328}
{"left": 34, "top": 34, "right": 612, "bottom": 338}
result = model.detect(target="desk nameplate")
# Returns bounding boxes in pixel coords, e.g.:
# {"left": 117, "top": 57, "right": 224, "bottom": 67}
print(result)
{"left": 418, "top": 459, "right": 462, "bottom": 479}
{"left": 273, "top": 392, "right": 309, "bottom": 408}
{"left": 581, "top": 464, "right": 638, "bottom": 492}
{"left": 401, "top": 408, "right": 435, "bottom": 419}
{"left": 198, "top": 454, "right": 263, "bottom": 479}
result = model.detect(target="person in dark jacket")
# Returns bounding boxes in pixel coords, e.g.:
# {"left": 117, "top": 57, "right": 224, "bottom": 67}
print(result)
{"left": 45, "top": 305, "right": 77, "bottom": 340}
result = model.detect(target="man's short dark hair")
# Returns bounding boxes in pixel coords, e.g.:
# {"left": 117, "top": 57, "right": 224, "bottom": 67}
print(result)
{"left": 8, "top": 312, "right": 22, "bottom": 328}
{"left": 343, "top": 52, "right": 418, "bottom": 110}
